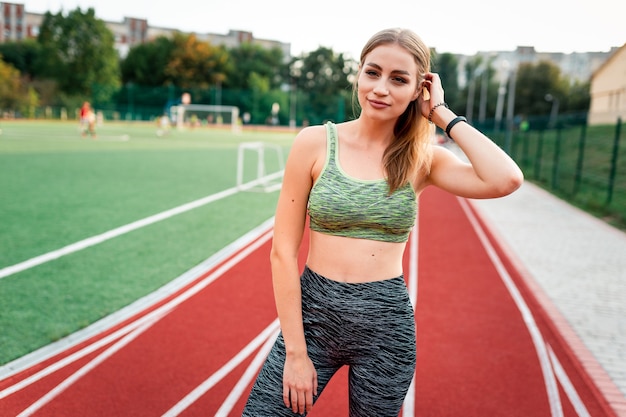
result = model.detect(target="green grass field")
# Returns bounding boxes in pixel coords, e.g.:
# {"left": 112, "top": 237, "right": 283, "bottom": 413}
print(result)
{"left": 0, "top": 121, "right": 294, "bottom": 365}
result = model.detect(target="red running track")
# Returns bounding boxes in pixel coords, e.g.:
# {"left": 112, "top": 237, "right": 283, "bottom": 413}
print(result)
{"left": 0, "top": 187, "right": 618, "bottom": 416}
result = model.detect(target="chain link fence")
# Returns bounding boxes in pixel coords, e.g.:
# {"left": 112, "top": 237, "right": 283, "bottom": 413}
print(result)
{"left": 489, "top": 113, "right": 625, "bottom": 229}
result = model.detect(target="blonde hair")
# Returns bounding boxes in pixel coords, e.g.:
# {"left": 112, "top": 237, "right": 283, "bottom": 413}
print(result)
{"left": 354, "top": 28, "right": 435, "bottom": 193}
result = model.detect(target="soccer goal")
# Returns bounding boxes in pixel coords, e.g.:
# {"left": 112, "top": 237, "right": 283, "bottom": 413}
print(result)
{"left": 236, "top": 142, "right": 285, "bottom": 192}
{"left": 172, "top": 104, "right": 240, "bottom": 132}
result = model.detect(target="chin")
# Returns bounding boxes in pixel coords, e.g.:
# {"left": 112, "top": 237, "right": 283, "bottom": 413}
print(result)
{"left": 362, "top": 106, "right": 400, "bottom": 122}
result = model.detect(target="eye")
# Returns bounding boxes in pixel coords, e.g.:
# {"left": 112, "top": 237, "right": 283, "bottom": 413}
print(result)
{"left": 365, "top": 70, "right": 379, "bottom": 77}
{"left": 392, "top": 76, "right": 409, "bottom": 84}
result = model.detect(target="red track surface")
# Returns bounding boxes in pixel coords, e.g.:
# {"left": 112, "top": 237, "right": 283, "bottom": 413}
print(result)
{"left": 0, "top": 187, "right": 617, "bottom": 416}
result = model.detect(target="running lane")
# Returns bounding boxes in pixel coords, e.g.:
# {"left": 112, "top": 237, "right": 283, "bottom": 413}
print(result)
{"left": 0, "top": 187, "right": 616, "bottom": 416}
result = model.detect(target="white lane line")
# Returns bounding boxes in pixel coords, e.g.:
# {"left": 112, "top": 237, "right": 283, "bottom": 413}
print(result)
{"left": 547, "top": 344, "right": 591, "bottom": 417}
{"left": 0, "top": 228, "right": 274, "bottom": 399}
{"left": 16, "top": 312, "right": 165, "bottom": 417}
{"left": 459, "top": 197, "right": 564, "bottom": 417}
{"left": 0, "top": 172, "right": 283, "bottom": 280}
{"left": 0, "top": 189, "right": 236, "bottom": 279}
{"left": 215, "top": 327, "right": 281, "bottom": 416}
{"left": 0, "top": 311, "right": 162, "bottom": 400}
{"left": 161, "top": 319, "right": 280, "bottom": 417}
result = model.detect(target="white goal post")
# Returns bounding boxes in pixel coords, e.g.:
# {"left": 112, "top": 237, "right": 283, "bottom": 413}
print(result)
{"left": 172, "top": 104, "right": 240, "bottom": 132}
{"left": 236, "top": 142, "right": 285, "bottom": 192}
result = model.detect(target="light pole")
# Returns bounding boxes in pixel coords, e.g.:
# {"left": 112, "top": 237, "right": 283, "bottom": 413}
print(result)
{"left": 215, "top": 80, "right": 222, "bottom": 107}
{"left": 465, "top": 62, "right": 488, "bottom": 123}
{"left": 478, "top": 68, "right": 489, "bottom": 123}
{"left": 465, "top": 68, "right": 477, "bottom": 123}
{"left": 545, "top": 93, "right": 560, "bottom": 128}
{"left": 504, "top": 66, "right": 517, "bottom": 154}
{"left": 466, "top": 61, "right": 489, "bottom": 124}
{"left": 289, "top": 81, "right": 297, "bottom": 128}
{"left": 494, "top": 60, "right": 509, "bottom": 133}
{"left": 478, "top": 54, "right": 497, "bottom": 124}
{"left": 289, "top": 61, "right": 301, "bottom": 129}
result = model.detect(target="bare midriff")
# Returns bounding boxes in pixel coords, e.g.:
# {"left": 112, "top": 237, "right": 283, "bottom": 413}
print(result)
{"left": 305, "top": 230, "right": 407, "bottom": 283}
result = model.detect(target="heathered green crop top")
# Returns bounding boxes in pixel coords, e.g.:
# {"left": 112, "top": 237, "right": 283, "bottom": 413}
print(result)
{"left": 307, "top": 122, "right": 417, "bottom": 243}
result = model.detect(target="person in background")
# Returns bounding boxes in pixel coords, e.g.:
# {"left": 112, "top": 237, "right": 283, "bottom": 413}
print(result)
{"left": 156, "top": 113, "right": 171, "bottom": 136}
{"left": 242, "top": 27, "right": 523, "bottom": 416}
{"left": 79, "top": 101, "right": 90, "bottom": 137}
{"left": 80, "top": 101, "right": 96, "bottom": 138}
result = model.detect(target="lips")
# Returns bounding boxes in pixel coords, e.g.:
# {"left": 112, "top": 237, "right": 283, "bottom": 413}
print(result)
{"left": 368, "top": 99, "right": 390, "bottom": 109}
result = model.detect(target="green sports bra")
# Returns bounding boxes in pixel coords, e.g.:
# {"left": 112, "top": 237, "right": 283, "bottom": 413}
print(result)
{"left": 307, "top": 122, "right": 417, "bottom": 243}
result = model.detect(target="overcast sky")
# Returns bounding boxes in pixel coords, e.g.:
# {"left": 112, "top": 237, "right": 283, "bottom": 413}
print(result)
{"left": 23, "top": 0, "right": 624, "bottom": 58}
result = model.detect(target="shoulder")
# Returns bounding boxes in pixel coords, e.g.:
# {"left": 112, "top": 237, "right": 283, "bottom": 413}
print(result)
{"left": 296, "top": 123, "right": 333, "bottom": 143}
{"left": 295, "top": 124, "right": 327, "bottom": 141}
{"left": 286, "top": 124, "right": 330, "bottom": 182}
{"left": 290, "top": 124, "right": 328, "bottom": 156}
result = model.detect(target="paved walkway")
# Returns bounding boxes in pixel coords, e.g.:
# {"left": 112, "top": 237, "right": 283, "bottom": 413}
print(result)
{"left": 470, "top": 181, "right": 626, "bottom": 415}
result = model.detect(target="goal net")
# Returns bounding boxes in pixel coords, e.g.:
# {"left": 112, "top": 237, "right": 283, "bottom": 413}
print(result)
{"left": 236, "top": 142, "right": 285, "bottom": 192}
{"left": 172, "top": 104, "right": 240, "bottom": 132}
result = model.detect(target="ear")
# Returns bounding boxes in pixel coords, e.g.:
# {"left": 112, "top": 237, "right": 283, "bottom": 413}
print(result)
{"left": 414, "top": 83, "right": 429, "bottom": 102}
{"left": 411, "top": 85, "right": 423, "bottom": 102}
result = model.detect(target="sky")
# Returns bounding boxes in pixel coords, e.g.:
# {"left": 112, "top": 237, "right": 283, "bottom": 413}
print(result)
{"left": 22, "top": 0, "right": 625, "bottom": 59}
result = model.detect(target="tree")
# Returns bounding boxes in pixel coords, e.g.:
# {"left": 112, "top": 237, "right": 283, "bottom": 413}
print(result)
{"left": 0, "top": 57, "right": 39, "bottom": 115}
{"left": 0, "top": 39, "right": 41, "bottom": 79}
{"left": 121, "top": 36, "right": 176, "bottom": 86}
{"left": 35, "top": 7, "right": 119, "bottom": 102}
{"left": 164, "top": 33, "right": 231, "bottom": 89}
{"left": 225, "top": 43, "right": 284, "bottom": 90}
{"left": 219, "top": 43, "right": 287, "bottom": 123}
{"left": 432, "top": 52, "right": 462, "bottom": 113}
{"left": 290, "top": 47, "right": 356, "bottom": 124}
{"left": 515, "top": 61, "right": 566, "bottom": 116}
{"left": 565, "top": 80, "right": 590, "bottom": 113}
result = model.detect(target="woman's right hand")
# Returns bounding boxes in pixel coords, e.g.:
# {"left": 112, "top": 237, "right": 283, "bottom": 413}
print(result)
{"left": 283, "top": 353, "right": 318, "bottom": 414}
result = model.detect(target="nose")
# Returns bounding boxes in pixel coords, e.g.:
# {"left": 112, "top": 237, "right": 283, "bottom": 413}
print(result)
{"left": 373, "top": 80, "right": 389, "bottom": 96}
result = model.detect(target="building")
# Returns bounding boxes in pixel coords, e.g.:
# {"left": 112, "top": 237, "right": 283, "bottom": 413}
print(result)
{"left": 1, "top": 2, "right": 27, "bottom": 41}
{"left": 588, "top": 43, "right": 626, "bottom": 125}
{"left": 0, "top": 2, "right": 617, "bottom": 84}
{"left": 0, "top": 2, "right": 291, "bottom": 59}
{"left": 108, "top": 17, "right": 149, "bottom": 58}
{"left": 456, "top": 45, "right": 617, "bottom": 88}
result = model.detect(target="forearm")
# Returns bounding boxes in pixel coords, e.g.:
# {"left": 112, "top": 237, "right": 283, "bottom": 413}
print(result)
{"left": 432, "top": 106, "right": 523, "bottom": 191}
{"left": 270, "top": 251, "right": 308, "bottom": 357}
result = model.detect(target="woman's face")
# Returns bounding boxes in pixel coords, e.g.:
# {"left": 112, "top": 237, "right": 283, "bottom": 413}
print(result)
{"left": 357, "top": 43, "right": 421, "bottom": 121}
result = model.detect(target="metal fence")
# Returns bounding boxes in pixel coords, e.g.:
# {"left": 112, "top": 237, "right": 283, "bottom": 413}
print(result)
{"left": 489, "top": 114, "right": 625, "bottom": 228}
{"left": 88, "top": 84, "right": 350, "bottom": 127}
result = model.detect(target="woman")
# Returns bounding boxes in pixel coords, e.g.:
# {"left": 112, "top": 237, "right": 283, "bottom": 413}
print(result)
{"left": 243, "top": 28, "right": 523, "bottom": 416}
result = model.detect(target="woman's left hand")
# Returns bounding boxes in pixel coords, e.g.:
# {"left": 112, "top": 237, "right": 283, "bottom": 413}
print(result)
{"left": 419, "top": 72, "right": 445, "bottom": 120}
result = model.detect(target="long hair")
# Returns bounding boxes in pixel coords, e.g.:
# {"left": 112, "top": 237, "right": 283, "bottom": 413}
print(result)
{"left": 354, "top": 28, "right": 435, "bottom": 194}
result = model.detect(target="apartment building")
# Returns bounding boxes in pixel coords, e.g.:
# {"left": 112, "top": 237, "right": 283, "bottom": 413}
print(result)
{"left": 0, "top": 2, "right": 291, "bottom": 59}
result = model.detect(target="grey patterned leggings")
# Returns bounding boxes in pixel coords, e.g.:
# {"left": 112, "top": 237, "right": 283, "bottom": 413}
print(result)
{"left": 242, "top": 266, "right": 416, "bottom": 416}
